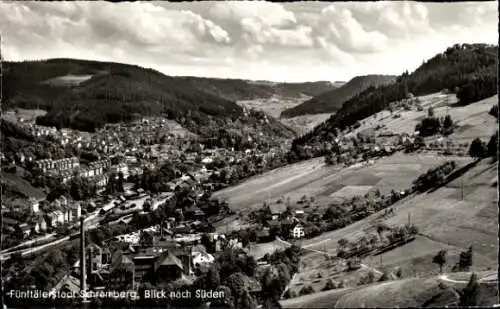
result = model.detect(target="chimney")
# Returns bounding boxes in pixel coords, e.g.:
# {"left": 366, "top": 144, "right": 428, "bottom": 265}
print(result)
{"left": 80, "top": 216, "right": 88, "bottom": 304}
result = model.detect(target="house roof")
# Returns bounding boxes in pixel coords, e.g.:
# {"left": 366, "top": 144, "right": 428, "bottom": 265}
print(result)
{"left": 158, "top": 253, "right": 184, "bottom": 270}
{"left": 60, "top": 275, "right": 81, "bottom": 294}
{"left": 256, "top": 230, "right": 270, "bottom": 237}
{"left": 265, "top": 220, "right": 279, "bottom": 228}
{"left": 3, "top": 217, "right": 20, "bottom": 226}
{"left": 191, "top": 244, "right": 207, "bottom": 253}
{"left": 111, "top": 251, "right": 134, "bottom": 271}
{"left": 242, "top": 275, "right": 262, "bottom": 292}
{"left": 269, "top": 203, "right": 287, "bottom": 214}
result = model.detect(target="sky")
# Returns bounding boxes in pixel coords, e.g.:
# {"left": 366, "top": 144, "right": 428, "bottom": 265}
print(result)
{"left": 0, "top": 1, "right": 497, "bottom": 82}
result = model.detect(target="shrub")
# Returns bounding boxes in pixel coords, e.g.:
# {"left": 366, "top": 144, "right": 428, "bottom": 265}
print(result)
{"left": 299, "top": 285, "right": 315, "bottom": 296}
{"left": 322, "top": 279, "right": 336, "bottom": 291}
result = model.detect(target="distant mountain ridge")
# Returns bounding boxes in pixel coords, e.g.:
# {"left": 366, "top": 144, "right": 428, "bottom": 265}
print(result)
{"left": 281, "top": 75, "right": 397, "bottom": 118}
{"left": 180, "top": 76, "right": 339, "bottom": 101}
{"left": 3, "top": 58, "right": 337, "bottom": 134}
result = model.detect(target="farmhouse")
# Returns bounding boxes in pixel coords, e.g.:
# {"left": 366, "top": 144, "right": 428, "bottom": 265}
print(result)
{"left": 291, "top": 223, "right": 305, "bottom": 239}
{"left": 269, "top": 203, "right": 287, "bottom": 220}
{"left": 294, "top": 210, "right": 305, "bottom": 218}
{"left": 255, "top": 230, "right": 272, "bottom": 243}
{"left": 17, "top": 223, "right": 32, "bottom": 238}
{"left": 33, "top": 216, "right": 48, "bottom": 233}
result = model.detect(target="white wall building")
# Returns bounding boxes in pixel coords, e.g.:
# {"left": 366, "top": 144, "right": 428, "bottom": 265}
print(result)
{"left": 292, "top": 224, "right": 305, "bottom": 239}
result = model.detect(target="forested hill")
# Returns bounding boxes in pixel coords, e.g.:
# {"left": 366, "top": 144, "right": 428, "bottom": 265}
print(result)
{"left": 293, "top": 43, "right": 498, "bottom": 147}
{"left": 281, "top": 75, "right": 396, "bottom": 118}
{"left": 3, "top": 59, "right": 336, "bottom": 134}
{"left": 179, "top": 77, "right": 338, "bottom": 102}
{"left": 3, "top": 59, "right": 247, "bottom": 132}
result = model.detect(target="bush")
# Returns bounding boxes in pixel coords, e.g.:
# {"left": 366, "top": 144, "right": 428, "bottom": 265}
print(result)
{"left": 378, "top": 271, "right": 391, "bottom": 282}
{"left": 322, "top": 279, "right": 336, "bottom": 291}
{"left": 299, "top": 285, "right": 315, "bottom": 296}
{"left": 489, "top": 104, "right": 498, "bottom": 118}
{"left": 358, "top": 271, "right": 375, "bottom": 285}
{"left": 469, "top": 138, "right": 488, "bottom": 158}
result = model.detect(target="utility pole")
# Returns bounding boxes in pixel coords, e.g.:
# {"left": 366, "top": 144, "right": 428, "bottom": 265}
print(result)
{"left": 79, "top": 216, "right": 90, "bottom": 307}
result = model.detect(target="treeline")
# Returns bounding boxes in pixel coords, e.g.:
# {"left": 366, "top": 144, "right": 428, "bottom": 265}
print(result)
{"left": 293, "top": 43, "right": 498, "bottom": 148}
{"left": 412, "top": 161, "right": 456, "bottom": 192}
{"left": 456, "top": 65, "right": 498, "bottom": 105}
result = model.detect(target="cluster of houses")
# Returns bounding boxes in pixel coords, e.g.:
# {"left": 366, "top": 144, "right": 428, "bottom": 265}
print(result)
{"left": 254, "top": 203, "right": 307, "bottom": 243}
{"left": 21, "top": 122, "right": 58, "bottom": 138}
{"left": 2, "top": 196, "right": 83, "bottom": 238}
{"left": 56, "top": 230, "right": 222, "bottom": 294}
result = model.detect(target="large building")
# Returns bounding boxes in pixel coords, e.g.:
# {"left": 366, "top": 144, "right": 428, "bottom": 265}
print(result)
{"left": 35, "top": 157, "right": 79, "bottom": 173}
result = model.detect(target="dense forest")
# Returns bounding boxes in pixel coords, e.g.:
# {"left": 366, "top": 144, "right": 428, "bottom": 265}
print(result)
{"left": 4, "top": 59, "right": 242, "bottom": 132}
{"left": 281, "top": 75, "right": 396, "bottom": 118}
{"left": 3, "top": 59, "right": 332, "bottom": 135}
{"left": 292, "top": 43, "right": 498, "bottom": 148}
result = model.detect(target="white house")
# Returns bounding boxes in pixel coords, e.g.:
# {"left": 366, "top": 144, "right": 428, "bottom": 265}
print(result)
{"left": 201, "top": 157, "right": 213, "bottom": 164}
{"left": 29, "top": 197, "right": 41, "bottom": 214}
{"left": 192, "top": 248, "right": 215, "bottom": 269}
{"left": 291, "top": 224, "right": 305, "bottom": 239}
{"left": 34, "top": 216, "right": 48, "bottom": 233}
{"left": 47, "top": 210, "right": 65, "bottom": 227}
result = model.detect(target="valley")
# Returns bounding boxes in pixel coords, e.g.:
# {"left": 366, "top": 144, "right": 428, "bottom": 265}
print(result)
{"left": 2, "top": 39, "right": 498, "bottom": 309}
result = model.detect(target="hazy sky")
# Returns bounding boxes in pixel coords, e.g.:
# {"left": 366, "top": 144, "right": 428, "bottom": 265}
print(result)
{"left": 1, "top": 1, "right": 497, "bottom": 82}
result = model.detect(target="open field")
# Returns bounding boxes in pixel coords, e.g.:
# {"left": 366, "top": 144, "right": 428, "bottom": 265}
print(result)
{"left": 280, "top": 113, "right": 332, "bottom": 135}
{"left": 2, "top": 108, "right": 48, "bottom": 123}
{"left": 295, "top": 159, "right": 497, "bottom": 285}
{"left": 41, "top": 74, "right": 95, "bottom": 86}
{"left": 285, "top": 252, "right": 378, "bottom": 297}
{"left": 248, "top": 240, "right": 291, "bottom": 260}
{"left": 212, "top": 153, "right": 472, "bottom": 217}
{"left": 280, "top": 270, "right": 498, "bottom": 308}
{"left": 236, "top": 96, "right": 333, "bottom": 134}
{"left": 237, "top": 95, "right": 311, "bottom": 119}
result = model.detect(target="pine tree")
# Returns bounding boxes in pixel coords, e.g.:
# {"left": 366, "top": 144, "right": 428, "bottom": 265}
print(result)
{"left": 432, "top": 250, "right": 447, "bottom": 274}
{"left": 458, "top": 273, "right": 480, "bottom": 307}
{"left": 469, "top": 138, "right": 487, "bottom": 158}
{"left": 487, "top": 131, "right": 498, "bottom": 158}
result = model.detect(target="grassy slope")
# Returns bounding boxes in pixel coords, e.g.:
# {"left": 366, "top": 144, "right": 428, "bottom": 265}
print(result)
{"left": 281, "top": 75, "right": 397, "bottom": 118}
{"left": 296, "top": 44, "right": 498, "bottom": 146}
{"left": 281, "top": 271, "right": 497, "bottom": 308}
{"left": 347, "top": 93, "right": 498, "bottom": 143}
{"left": 1, "top": 171, "right": 46, "bottom": 200}
{"left": 212, "top": 153, "right": 471, "bottom": 215}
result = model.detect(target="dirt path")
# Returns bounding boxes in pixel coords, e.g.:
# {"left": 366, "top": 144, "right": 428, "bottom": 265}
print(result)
{"left": 438, "top": 273, "right": 498, "bottom": 284}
